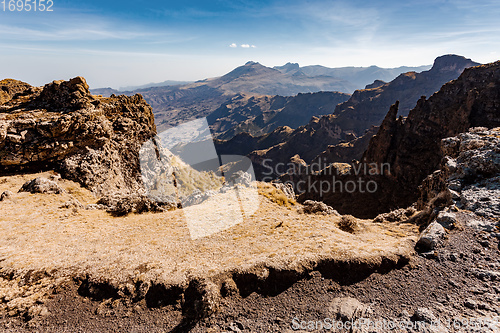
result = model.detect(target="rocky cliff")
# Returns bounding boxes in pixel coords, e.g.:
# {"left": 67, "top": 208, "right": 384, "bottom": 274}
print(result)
{"left": 233, "top": 55, "right": 478, "bottom": 177}
{"left": 332, "top": 55, "right": 479, "bottom": 136}
{"left": 247, "top": 114, "right": 351, "bottom": 179}
{"left": 0, "top": 77, "right": 157, "bottom": 196}
{"left": 311, "top": 126, "right": 379, "bottom": 165}
{"left": 363, "top": 61, "right": 500, "bottom": 197}
{"left": 208, "top": 91, "right": 350, "bottom": 140}
{"left": 299, "top": 61, "right": 500, "bottom": 217}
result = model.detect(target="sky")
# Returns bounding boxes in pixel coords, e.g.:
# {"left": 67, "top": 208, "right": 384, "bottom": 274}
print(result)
{"left": 1, "top": 0, "right": 499, "bottom": 89}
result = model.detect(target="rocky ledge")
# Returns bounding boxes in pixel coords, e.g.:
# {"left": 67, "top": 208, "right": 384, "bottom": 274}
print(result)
{"left": 419, "top": 127, "right": 500, "bottom": 220}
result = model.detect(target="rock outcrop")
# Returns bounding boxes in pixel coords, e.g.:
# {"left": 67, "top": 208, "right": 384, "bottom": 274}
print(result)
{"left": 299, "top": 200, "right": 339, "bottom": 216}
{"left": 415, "top": 221, "right": 446, "bottom": 252}
{"left": 327, "top": 297, "right": 371, "bottom": 322}
{"left": 418, "top": 127, "right": 500, "bottom": 219}
{"left": 0, "top": 190, "right": 13, "bottom": 201}
{"left": 19, "top": 177, "right": 64, "bottom": 194}
{"left": 0, "top": 77, "right": 157, "bottom": 196}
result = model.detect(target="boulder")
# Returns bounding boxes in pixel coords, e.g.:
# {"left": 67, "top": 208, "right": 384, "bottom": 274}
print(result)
{"left": 374, "top": 206, "right": 416, "bottom": 223}
{"left": 18, "top": 177, "right": 64, "bottom": 194}
{"left": 328, "top": 297, "right": 371, "bottom": 322}
{"left": 97, "top": 193, "right": 176, "bottom": 216}
{"left": 338, "top": 215, "right": 360, "bottom": 233}
{"left": 411, "top": 307, "right": 437, "bottom": 324}
{"left": 272, "top": 182, "right": 296, "bottom": 201}
{"left": 436, "top": 211, "right": 458, "bottom": 230}
{"left": 415, "top": 221, "right": 446, "bottom": 253}
{"left": 181, "top": 189, "right": 217, "bottom": 207}
{"left": 300, "top": 200, "right": 339, "bottom": 216}
{"left": 183, "top": 279, "right": 220, "bottom": 320}
{"left": 0, "top": 190, "right": 13, "bottom": 201}
{"left": 230, "top": 170, "right": 252, "bottom": 187}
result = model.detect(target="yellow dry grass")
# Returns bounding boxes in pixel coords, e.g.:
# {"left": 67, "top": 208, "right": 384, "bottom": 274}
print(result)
{"left": 257, "top": 182, "right": 296, "bottom": 208}
{"left": 0, "top": 171, "right": 418, "bottom": 314}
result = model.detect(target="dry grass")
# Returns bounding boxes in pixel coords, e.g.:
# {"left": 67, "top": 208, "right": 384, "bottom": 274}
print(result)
{"left": 257, "top": 182, "right": 296, "bottom": 208}
{"left": 170, "top": 155, "right": 224, "bottom": 196}
{"left": 0, "top": 171, "right": 418, "bottom": 316}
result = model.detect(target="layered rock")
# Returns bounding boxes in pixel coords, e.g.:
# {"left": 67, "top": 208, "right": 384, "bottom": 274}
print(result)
{"left": 0, "top": 77, "right": 157, "bottom": 196}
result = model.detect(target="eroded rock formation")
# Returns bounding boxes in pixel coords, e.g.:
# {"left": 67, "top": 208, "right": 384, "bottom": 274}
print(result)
{"left": 0, "top": 77, "right": 157, "bottom": 196}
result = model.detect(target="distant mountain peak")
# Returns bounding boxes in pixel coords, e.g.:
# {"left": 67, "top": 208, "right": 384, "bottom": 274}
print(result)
{"left": 430, "top": 54, "right": 479, "bottom": 72}
{"left": 244, "top": 61, "right": 261, "bottom": 66}
{"left": 220, "top": 61, "right": 279, "bottom": 83}
{"left": 274, "top": 62, "right": 300, "bottom": 74}
{"left": 365, "top": 80, "right": 387, "bottom": 89}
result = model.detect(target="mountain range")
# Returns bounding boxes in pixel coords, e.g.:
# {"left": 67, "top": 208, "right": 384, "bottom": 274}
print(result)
{"left": 211, "top": 55, "right": 479, "bottom": 178}
{"left": 273, "top": 62, "right": 430, "bottom": 89}
{"left": 91, "top": 61, "right": 430, "bottom": 132}
{"left": 118, "top": 80, "right": 193, "bottom": 92}
{"left": 207, "top": 91, "right": 350, "bottom": 140}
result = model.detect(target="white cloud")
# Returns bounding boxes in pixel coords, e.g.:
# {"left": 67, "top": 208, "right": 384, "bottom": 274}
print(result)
{"left": 0, "top": 14, "right": 173, "bottom": 43}
{"left": 228, "top": 43, "right": 256, "bottom": 49}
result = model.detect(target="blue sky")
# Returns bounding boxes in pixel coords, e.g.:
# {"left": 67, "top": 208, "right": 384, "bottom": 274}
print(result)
{"left": 1, "top": 0, "right": 499, "bottom": 88}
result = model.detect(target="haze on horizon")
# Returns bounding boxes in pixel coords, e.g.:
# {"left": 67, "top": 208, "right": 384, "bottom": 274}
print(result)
{"left": 1, "top": 0, "right": 499, "bottom": 89}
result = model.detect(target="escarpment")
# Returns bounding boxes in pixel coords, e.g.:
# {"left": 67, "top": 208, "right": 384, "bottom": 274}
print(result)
{"left": 299, "top": 61, "right": 500, "bottom": 217}
{"left": 363, "top": 61, "right": 500, "bottom": 196}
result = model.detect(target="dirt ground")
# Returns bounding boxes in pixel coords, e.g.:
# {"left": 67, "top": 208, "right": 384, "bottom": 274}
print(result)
{"left": 1, "top": 221, "right": 499, "bottom": 332}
